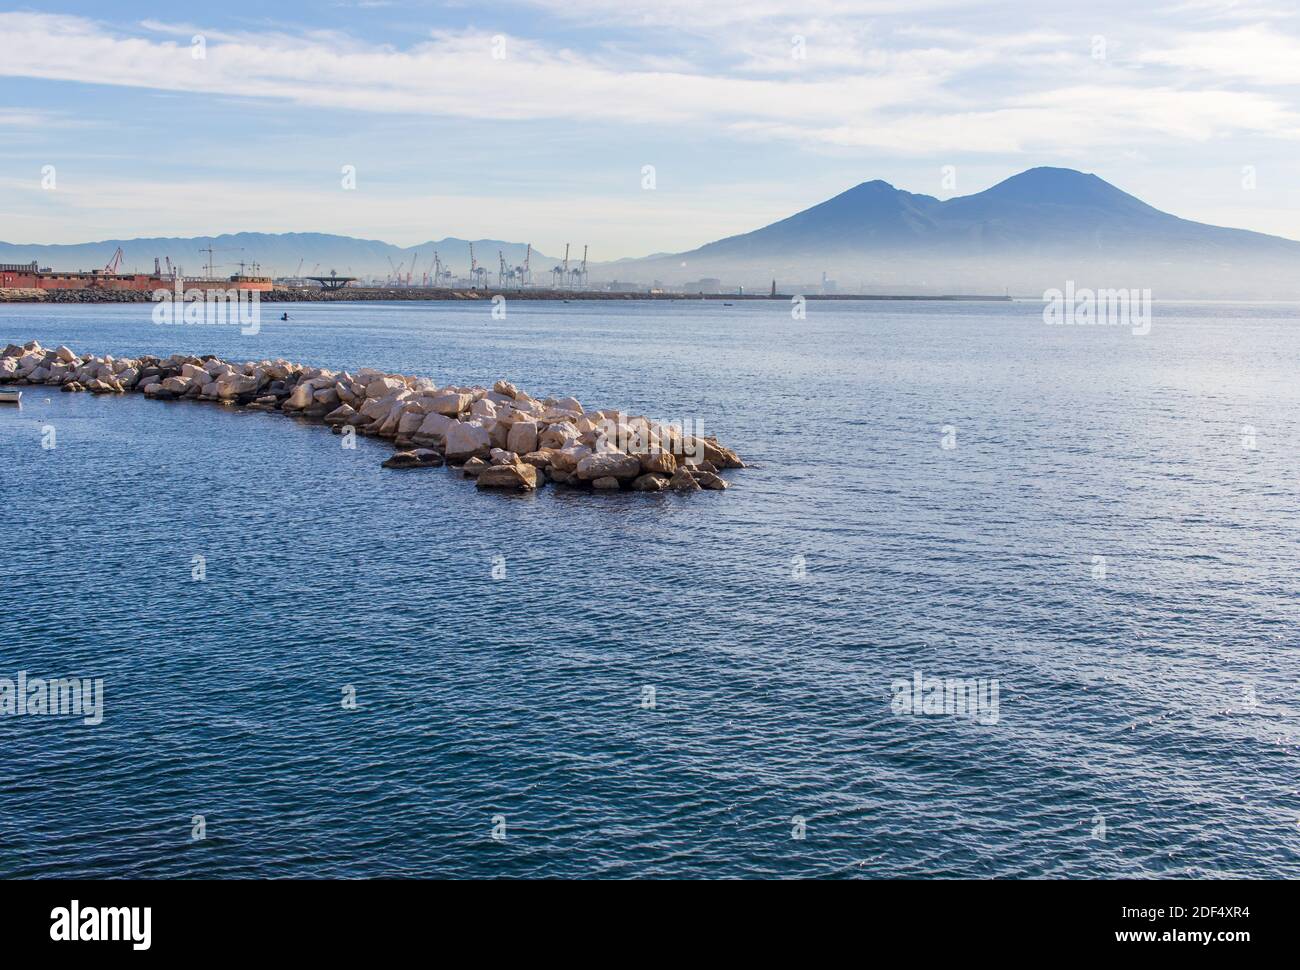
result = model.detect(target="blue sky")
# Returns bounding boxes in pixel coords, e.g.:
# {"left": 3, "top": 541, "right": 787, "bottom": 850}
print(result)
{"left": 4, "top": 1, "right": 1300, "bottom": 257}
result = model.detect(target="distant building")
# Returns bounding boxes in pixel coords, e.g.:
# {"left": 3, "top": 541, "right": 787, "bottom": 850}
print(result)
{"left": 691, "top": 278, "right": 723, "bottom": 294}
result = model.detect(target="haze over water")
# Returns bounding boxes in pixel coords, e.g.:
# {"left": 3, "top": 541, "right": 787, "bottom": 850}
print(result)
{"left": 2, "top": 299, "right": 1298, "bottom": 878}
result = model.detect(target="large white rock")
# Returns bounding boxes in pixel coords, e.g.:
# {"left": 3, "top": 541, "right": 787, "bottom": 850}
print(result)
{"left": 476, "top": 462, "right": 539, "bottom": 490}
{"left": 220, "top": 373, "right": 260, "bottom": 397}
{"left": 538, "top": 423, "right": 578, "bottom": 450}
{"left": 443, "top": 420, "right": 491, "bottom": 461}
{"left": 397, "top": 411, "right": 425, "bottom": 436}
{"left": 549, "top": 444, "right": 592, "bottom": 473}
{"left": 576, "top": 452, "right": 642, "bottom": 481}
{"left": 639, "top": 450, "right": 677, "bottom": 474}
{"left": 358, "top": 395, "right": 393, "bottom": 420}
{"left": 336, "top": 381, "right": 360, "bottom": 407}
{"left": 284, "top": 382, "right": 315, "bottom": 409}
{"left": 365, "top": 376, "right": 405, "bottom": 398}
{"left": 506, "top": 420, "right": 539, "bottom": 456}
{"left": 377, "top": 402, "right": 409, "bottom": 435}
{"left": 414, "top": 412, "right": 454, "bottom": 439}
{"left": 429, "top": 391, "right": 471, "bottom": 416}
{"left": 313, "top": 386, "right": 340, "bottom": 407}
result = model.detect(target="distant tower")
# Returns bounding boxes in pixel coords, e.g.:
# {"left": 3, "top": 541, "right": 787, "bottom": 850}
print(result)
{"left": 770, "top": 279, "right": 776, "bottom": 298}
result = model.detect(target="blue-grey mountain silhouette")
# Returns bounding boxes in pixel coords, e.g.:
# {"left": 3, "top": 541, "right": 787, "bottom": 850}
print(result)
{"left": 613, "top": 167, "right": 1300, "bottom": 296}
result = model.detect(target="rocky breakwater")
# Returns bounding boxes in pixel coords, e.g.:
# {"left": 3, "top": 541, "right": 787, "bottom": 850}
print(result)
{"left": 2, "top": 340, "right": 745, "bottom": 494}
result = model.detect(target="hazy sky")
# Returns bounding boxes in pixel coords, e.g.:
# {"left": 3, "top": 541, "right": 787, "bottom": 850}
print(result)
{"left": 3, "top": 1, "right": 1300, "bottom": 258}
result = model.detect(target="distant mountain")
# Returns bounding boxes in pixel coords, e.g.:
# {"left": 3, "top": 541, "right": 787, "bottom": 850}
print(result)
{"left": 0, "top": 232, "right": 556, "bottom": 282}
{"left": 604, "top": 168, "right": 1300, "bottom": 297}
{"left": 8, "top": 169, "right": 1300, "bottom": 296}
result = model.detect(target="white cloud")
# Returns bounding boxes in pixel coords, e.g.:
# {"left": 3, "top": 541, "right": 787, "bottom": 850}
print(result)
{"left": 7, "top": 7, "right": 1300, "bottom": 250}
{"left": 0, "top": 14, "right": 937, "bottom": 127}
{"left": 1, "top": 11, "right": 1296, "bottom": 158}
{"left": 0, "top": 109, "right": 49, "bottom": 127}
{"left": 1142, "top": 24, "right": 1300, "bottom": 84}
{"left": 514, "top": 0, "right": 972, "bottom": 30}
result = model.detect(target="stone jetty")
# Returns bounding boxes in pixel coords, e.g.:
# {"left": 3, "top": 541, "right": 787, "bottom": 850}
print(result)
{"left": 2, "top": 340, "right": 744, "bottom": 494}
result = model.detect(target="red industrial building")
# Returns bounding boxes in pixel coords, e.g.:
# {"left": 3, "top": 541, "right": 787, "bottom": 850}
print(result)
{"left": 0, "top": 257, "right": 273, "bottom": 293}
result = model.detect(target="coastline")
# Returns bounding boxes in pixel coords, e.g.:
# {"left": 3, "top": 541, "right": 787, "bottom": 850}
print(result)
{"left": 0, "top": 286, "right": 1013, "bottom": 304}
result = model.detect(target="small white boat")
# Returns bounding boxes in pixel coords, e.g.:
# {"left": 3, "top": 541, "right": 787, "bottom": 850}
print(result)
{"left": 0, "top": 388, "right": 22, "bottom": 404}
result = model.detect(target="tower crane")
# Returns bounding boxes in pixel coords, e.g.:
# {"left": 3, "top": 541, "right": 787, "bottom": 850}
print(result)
{"left": 198, "top": 245, "right": 241, "bottom": 280}
{"left": 513, "top": 243, "right": 532, "bottom": 289}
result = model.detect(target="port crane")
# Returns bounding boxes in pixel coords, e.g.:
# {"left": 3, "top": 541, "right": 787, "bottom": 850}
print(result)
{"left": 569, "top": 245, "right": 588, "bottom": 289}
{"left": 433, "top": 252, "right": 452, "bottom": 287}
{"left": 102, "top": 247, "right": 125, "bottom": 275}
{"left": 198, "top": 244, "right": 242, "bottom": 279}
{"left": 551, "top": 243, "right": 570, "bottom": 289}
{"left": 512, "top": 243, "right": 532, "bottom": 288}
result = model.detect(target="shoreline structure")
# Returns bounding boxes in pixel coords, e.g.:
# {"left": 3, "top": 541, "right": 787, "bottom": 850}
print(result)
{"left": 0, "top": 287, "right": 1012, "bottom": 304}
{"left": 2, "top": 340, "right": 743, "bottom": 493}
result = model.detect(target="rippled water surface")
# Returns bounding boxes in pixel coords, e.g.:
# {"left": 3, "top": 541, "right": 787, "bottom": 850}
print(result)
{"left": 2, "top": 299, "right": 1298, "bottom": 878}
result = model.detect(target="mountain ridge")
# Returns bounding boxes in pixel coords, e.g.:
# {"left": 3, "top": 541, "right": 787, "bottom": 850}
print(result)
{"left": 614, "top": 166, "right": 1300, "bottom": 296}
{"left": 5, "top": 168, "right": 1300, "bottom": 296}
{"left": 0, "top": 232, "right": 558, "bottom": 281}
